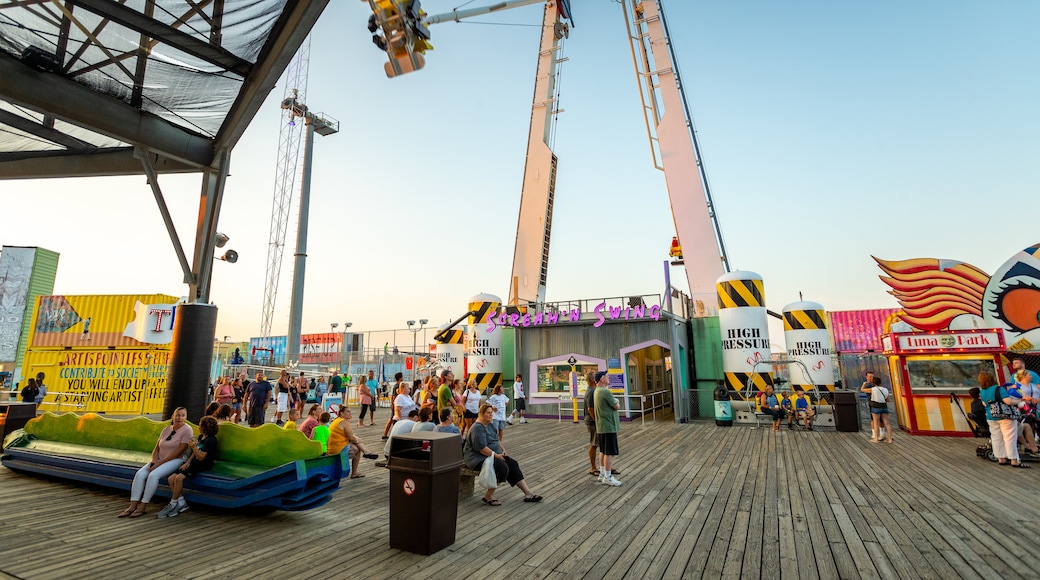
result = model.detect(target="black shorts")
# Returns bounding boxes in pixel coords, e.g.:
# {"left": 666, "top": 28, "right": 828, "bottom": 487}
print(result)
{"left": 515, "top": 399, "right": 526, "bottom": 411}
{"left": 247, "top": 405, "right": 266, "bottom": 426}
{"left": 463, "top": 410, "right": 478, "bottom": 419}
{"left": 597, "top": 432, "right": 619, "bottom": 456}
{"left": 179, "top": 465, "right": 209, "bottom": 479}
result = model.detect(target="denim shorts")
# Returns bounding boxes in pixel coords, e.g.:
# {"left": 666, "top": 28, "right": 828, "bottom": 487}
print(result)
{"left": 493, "top": 419, "right": 506, "bottom": 432}
{"left": 870, "top": 407, "right": 889, "bottom": 415}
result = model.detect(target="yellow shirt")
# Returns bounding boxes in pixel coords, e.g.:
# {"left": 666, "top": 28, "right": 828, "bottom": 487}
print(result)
{"left": 282, "top": 420, "right": 297, "bottom": 431}
{"left": 328, "top": 417, "right": 349, "bottom": 455}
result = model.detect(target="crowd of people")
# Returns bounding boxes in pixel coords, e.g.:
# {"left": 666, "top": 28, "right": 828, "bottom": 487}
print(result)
{"left": 189, "top": 368, "right": 543, "bottom": 506}
{"left": 968, "top": 356, "right": 1040, "bottom": 468}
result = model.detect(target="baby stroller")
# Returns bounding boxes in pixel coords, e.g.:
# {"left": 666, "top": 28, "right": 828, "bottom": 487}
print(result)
{"left": 949, "top": 393, "right": 995, "bottom": 461}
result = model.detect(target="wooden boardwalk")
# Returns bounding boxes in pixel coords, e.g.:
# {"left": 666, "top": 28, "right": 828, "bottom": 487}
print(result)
{"left": 1, "top": 417, "right": 1037, "bottom": 579}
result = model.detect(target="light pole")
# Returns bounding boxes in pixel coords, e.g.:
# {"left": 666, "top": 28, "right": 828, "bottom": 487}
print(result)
{"left": 330, "top": 323, "right": 339, "bottom": 369}
{"left": 407, "top": 319, "right": 428, "bottom": 382}
{"left": 343, "top": 322, "right": 353, "bottom": 376}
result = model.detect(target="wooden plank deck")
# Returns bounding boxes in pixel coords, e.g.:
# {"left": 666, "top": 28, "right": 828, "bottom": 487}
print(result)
{"left": 1, "top": 418, "right": 1037, "bottom": 579}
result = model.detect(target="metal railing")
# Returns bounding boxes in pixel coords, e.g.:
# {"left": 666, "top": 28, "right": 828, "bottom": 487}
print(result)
{"left": 37, "top": 392, "right": 88, "bottom": 413}
{"left": 623, "top": 389, "right": 671, "bottom": 425}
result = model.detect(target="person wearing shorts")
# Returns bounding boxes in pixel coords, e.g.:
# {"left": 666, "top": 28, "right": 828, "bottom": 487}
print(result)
{"left": 862, "top": 376, "right": 892, "bottom": 443}
{"left": 246, "top": 373, "right": 272, "bottom": 427}
{"left": 593, "top": 371, "right": 622, "bottom": 486}
{"left": 793, "top": 389, "right": 815, "bottom": 431}
{"left": 275, "top": 369, "right": 291, "bottom": 426}
{"left": 584, "top": 371, "right": 599, "bottom": 476}
{"left": 508, "top": 374, "right": 527, "bottom": 424}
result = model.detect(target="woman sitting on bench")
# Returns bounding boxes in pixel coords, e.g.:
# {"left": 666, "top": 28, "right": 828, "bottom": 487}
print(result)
{"left": 160, "top": 416, "right": 220, "bottom": 518}
{"left": 758, "top": 386, "right": 786, "bottom": 431}
{"left": 118, "top": 407, "right": 191, "bottom": 518}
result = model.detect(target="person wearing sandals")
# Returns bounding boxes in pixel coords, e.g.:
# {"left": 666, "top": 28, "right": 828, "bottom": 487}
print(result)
{"left": 159, "top": 416, "right": 219, "bottom": 518}
{"left": 328, "top": 406, "right": 379, "bottom": 478}
{"left": 862, "top": 376, "right": 893, "bottom": 443}
{"left": 463, "top": 403, "right": 542, "bottom": 506}
{"left": 118, "top": 407, "right": 191, "bottom": 518}
{"left": 979, "top": 371, "right": 1028, "bottom": 468}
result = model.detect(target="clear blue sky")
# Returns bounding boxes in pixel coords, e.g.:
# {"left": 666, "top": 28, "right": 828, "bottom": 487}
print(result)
{"left": 2, "top": 0, "right": 1038, "bottom": 345}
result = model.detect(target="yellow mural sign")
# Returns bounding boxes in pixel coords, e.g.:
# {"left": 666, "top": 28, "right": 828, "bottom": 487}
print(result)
{"left": 25, "top": 349, "right": 169, "bottom": 414}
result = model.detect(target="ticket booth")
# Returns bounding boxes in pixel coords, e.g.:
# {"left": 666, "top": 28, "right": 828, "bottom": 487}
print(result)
{"left": 881, "top": 329, "right": 1007, "bottom": 436}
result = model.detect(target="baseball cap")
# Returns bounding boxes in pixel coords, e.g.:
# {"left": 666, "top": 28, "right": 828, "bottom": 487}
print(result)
{"left": 594, "top": 371, "right": 609, "bottom": 383}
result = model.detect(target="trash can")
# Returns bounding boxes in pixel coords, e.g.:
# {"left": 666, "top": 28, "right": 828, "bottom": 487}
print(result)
{"left": 832, "top": 391, "right": 860, "bottom": 432}
{"left": 0, "top": 402, "right": 37, "bottom": 439}
{"left": 713, "top": 384, "right": 733, "bottom": 427}
{"left": 388, "top": 431, "right": 463, "bottom": 555}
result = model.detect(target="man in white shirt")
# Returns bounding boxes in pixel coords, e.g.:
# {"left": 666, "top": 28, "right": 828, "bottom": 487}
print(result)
{"left": 382, "top": 408, "right": 420, "bottom": 459}
{"left": 507, "top": 374, "right": 527, "bottom": 424}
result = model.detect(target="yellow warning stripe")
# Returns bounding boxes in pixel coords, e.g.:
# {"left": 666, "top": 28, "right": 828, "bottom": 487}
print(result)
{"left": 724, "top": 372, "right": 773, "bottom": 398}
{"left": 468, "top": 301, "right": 500, "bottom": 325}
{"left": 436, "top": 329, "right": 465, "bottom": 344}
{"left": 472, "top": 373, "right": 502, "bottom": 391}
{"left": 783, "top": 309, "right": 827, "bottom": 331}
{"left": 716, "top": 279, "right": 764, "bottom": 309}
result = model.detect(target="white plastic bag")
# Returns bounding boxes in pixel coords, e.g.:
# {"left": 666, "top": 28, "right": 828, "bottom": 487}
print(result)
{"left": 478, "top": 455, "right": 498, "bottom": 489}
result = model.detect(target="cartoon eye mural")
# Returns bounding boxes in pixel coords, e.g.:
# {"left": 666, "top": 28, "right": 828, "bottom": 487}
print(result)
{"left": 983, "top": 245, "right": 1040, "bottom": 342}
{"left": 878, "top": 244, "right": 1040, "bottom": 348}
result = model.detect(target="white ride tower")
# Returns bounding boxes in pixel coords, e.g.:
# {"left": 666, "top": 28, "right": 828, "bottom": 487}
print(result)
{"left": 619, "top": 0, "right": 729, "bottom": 310}
{"left": 508, "top": 1, "right": 571, "bottom": 306}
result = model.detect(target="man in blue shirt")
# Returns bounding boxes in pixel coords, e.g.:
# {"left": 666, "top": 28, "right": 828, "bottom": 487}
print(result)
{"left": 1011, "top": 357, "right": 1040, "bottom": 385}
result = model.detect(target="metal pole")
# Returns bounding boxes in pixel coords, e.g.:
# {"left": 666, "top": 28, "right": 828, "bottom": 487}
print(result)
{"left": 286, "top": 119, "right": 316, "bottom": 364}
{"left": 424, "top": 0, "right": 544, "bottom": 25}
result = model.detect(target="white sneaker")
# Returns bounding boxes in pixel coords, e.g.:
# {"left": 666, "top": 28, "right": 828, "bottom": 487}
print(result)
{"left": 156, "top": 502, "right": 178, "bottom": 518}
{"left": 602, "top": 475, "right": 622, "bottom": 487}
{"left": 520, "top": 418, "right": 527, "bottom": 424}
{"left": 506, "top": 417, "right": 513, "bottom": 425}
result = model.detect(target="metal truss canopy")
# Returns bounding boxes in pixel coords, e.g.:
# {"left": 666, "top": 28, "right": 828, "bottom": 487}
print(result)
{"left": 0, "top": 0, "right": 329, "bottom": 178}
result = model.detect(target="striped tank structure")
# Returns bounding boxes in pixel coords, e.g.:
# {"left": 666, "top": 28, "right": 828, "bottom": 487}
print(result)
{"left": 783, "top": 300, "right": 835, "bottom": 399}
{"left": 717, "top": 271, "right": 774, "bottom": 398}
{"left": 434, "top": 324, "right": 465, "bottom": 378}
{"left": 467, "top": 293, "right": 503, "bottom": 393}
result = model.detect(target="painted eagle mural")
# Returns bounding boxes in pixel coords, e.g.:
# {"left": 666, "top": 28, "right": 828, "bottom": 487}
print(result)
{"left": 875, "top": 243, "right": 1040, "bottom": 350}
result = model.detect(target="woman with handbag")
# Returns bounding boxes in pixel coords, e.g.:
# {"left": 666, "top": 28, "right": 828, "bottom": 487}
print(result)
{"left": 979, "top": 371, "right": 1028, "bottom": 468}
{"left": 463, "top": 403, "right": 542, "bottom": 506}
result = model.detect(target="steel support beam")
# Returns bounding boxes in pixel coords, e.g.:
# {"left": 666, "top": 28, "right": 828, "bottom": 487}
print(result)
{"left": 0, "top": 147, "right": 196, "bottom": 179}
{"left": 0, "top": 52, "right": 214, "bottom": 169}
{"left": 136, "top": 147, "right": 195, "bottom": 285}
{"left": 214, "top": 0, "right": 329, "bottom": 152}
{"left": 189, "top": 149, "right": 230, "bottom": 302}
{"left": 63, "top": 0, "right": 252, "bottom": 77}
{"left": 0, "top": 109, "right": 93, "bottom": 150}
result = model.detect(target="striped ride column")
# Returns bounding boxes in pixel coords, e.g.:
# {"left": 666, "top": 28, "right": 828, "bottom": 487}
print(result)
{"left": 717, "top": 272, "right": 774, "bottom": 400}
{"left": 783, "top": 301, "right": 835, "bottom": 402}
{"left": 435, "top": 327, "right": 466, "bottom": 378}
{"left": 467, "top": 294, "right": 503, "bottom": 393}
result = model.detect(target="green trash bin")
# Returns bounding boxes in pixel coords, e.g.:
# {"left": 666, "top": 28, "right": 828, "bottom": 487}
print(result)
{"left": 388, "top": 431, "right": 463, "bottom": 555}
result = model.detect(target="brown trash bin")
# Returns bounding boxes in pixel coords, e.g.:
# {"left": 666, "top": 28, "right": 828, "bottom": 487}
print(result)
{"left": 388, "top": 431, "right": 463, "bottom": 555}
{"left": 832, "top": 391, "right": 861, "bottom": 432}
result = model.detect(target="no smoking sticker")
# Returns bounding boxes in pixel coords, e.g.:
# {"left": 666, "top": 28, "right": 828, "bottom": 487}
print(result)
{"left": 403, "top": 478, "right": 415, "bottom": 496}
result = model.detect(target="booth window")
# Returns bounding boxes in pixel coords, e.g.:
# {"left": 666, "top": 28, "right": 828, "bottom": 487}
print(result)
{"left": 537, "top": 364, "right": 598, "bottom": 394}
{"left": 905, "top": 359, "right": 998, "bottom": 393}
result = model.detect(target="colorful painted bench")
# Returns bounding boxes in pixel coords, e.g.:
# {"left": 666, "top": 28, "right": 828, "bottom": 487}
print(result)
{"left": 1, "top": 413, "right": 349, "bottom": 511}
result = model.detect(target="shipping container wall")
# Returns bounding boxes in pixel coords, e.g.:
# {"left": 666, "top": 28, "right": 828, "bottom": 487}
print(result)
{"left": 21, "top": 293, "right": 179, "bottom": 414}
{"left": 0, "top": 247, "right": 47, "bottom": 366}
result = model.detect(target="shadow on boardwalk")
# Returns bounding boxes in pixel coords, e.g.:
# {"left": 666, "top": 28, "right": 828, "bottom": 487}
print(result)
{"left": 1, "top": 418, "right": 1035, "bottom": 579}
